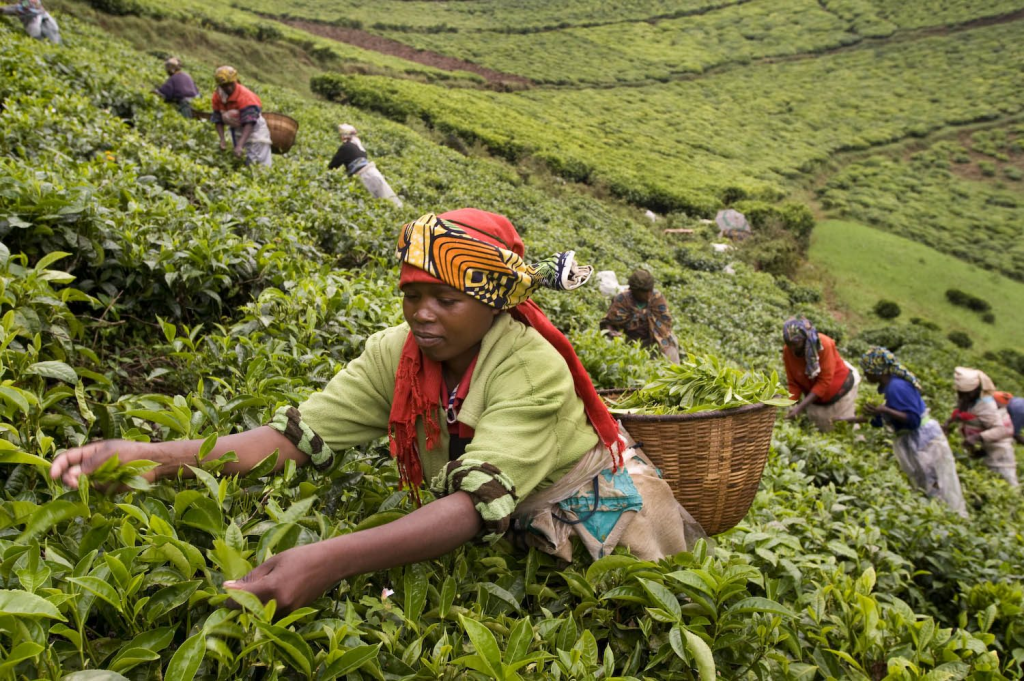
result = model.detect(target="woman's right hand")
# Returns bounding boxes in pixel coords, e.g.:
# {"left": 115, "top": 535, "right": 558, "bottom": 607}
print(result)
{"left": 50, "top": 440, "right": 160, "bottom": 489}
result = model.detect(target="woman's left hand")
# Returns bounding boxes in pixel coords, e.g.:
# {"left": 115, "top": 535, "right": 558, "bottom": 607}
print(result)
{"left": 963, "top": 432, "right": 981, "bottom": 446}
{"left": 224, "top": 543, "right": 338, "bottom": 615}
{"left": 233, "top": 145, "right": 245, "bottom": 158}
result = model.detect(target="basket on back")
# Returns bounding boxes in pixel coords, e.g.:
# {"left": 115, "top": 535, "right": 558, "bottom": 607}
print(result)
{"left": 602, "top": 391, "right": 777, "bottom": 535}
{"left": 263, "top": 112, "right": 299, "bottom": 154}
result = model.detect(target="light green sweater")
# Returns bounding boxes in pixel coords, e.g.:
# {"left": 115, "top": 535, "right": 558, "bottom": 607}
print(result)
{"left": 271, "top": 313, "right": 599, "bottom": 539}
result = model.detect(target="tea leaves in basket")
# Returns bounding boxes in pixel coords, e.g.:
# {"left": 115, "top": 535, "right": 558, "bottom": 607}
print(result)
{"left": 611, "top": 353, "right": 794, "bottom": 414}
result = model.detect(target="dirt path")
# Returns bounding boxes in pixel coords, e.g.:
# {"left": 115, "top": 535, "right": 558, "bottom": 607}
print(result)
{"left": 278, "top": 19, "right": 532, "bottom": 89}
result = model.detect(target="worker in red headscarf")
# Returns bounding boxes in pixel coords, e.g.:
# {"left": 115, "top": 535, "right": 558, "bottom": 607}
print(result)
{"left": 210, "top": 65, "right": 272, "bottom": 167}
{"left": 50, "top": 209, "right": 704, "bottom": 614}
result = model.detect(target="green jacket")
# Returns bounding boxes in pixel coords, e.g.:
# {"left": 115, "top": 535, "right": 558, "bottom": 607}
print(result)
{"left": 270, "top": 313, "right": 599, "bottom": 540}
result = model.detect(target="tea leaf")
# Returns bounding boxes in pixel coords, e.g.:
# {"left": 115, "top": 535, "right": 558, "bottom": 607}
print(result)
{"left": 0, "top": 589, "right": 65, "bottom": 619}
{"left": 164, "top": 632, "right": 206, "bottom": 681}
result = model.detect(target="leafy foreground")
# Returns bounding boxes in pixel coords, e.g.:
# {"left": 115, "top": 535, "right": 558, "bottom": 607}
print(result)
{"left": 0, "top": 15, "right": 1023, "bottom": 681}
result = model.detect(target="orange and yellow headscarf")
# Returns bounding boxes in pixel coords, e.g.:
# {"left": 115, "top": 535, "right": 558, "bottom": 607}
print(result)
{"left": 396, "top": 212, "right": 591, "bottom": 309}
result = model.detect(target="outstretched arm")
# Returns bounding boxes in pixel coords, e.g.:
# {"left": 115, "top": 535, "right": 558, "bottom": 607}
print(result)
{"left": 50, "top": 426, "right": 306, "bottom": 489}
{"left": 786, "top": 391, "right": 817, "bottom": 420}
{"left": 225, "top": 491, "right": 483, "bottom": 613}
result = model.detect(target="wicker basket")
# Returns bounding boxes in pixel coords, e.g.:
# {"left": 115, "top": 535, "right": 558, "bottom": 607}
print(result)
{"left": 602, "top": 391, "right": 778, "bottom": 535}
{"left": 263, "top": 112, "right": 299, "bottom": 154}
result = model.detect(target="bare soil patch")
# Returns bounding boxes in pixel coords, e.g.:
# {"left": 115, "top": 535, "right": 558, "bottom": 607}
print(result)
{"left": 278, "top": 18, "right": 532, "bottom": 89}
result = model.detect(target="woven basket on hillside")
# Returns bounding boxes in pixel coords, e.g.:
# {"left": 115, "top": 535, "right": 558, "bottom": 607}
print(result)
{"left": 600, "top": 390, "right": 777, "bottom": 535}
{"left": 263, "top": 112, "right": 299, "bottom": 154}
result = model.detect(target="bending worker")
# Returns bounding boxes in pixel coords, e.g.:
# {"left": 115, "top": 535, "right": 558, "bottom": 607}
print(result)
{"left": 945, "top": 367, "right": 1019, "bottom": 487}
{"left": 210, "top": 66, "right": 272, "bottom": 167}
{"left": 782, "top": 317, "right": 859, "bottom": 431}
{"left": 841, "top": 348, "right": 967, "bottom": 517}
{"left": 2, "top": 0, "right": 60, "bottom": 43}
{"left": 329, "top": 124, "right": 403, "bottom": 208}
{"left": 993, "top": 391, "right": 1024, "bottom": 446}
{"left": 154, "top": 57, "right": 200, "bottom": 119}
{"left": 600, "top": 268, "right": 680, "bottom": 363}
{"left": 50, "top": 209, "right": 703, "bottom": 614}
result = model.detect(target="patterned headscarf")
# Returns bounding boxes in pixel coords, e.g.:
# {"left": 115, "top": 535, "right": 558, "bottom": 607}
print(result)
{"left": 214, "top": 65, "right": 239, "bottom": 85}
{"left": 397, "top": 212, "right": 591, "bottom": 309}
{"left": 860, "top": 347, "right": 922, "bottom": 392}
{"left": 782, "top": 317, "right": 822, "bottom": 380}
{"left": 390, "top": 210, "right": 622, "bottom": 503}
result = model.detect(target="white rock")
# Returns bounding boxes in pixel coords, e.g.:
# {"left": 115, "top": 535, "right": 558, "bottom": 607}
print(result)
{"left": 595, "top": 270, "right": 627, "bottom": 297}
{"left": 644, "top": 209, "right": 657, "bottom": 222}
{"left": 711, "top": 243, "right": 733, "bottom": 253}
{"left": 723, "top": 264, "right": 736, "bottom": 275}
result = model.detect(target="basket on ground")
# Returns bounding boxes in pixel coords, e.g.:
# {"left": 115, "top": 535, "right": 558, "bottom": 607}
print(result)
{"left": 264, "top": 112, "right": 299, "bottom": 154}
{"left": 600, "top": 390, "right": 778, "bottom": 535}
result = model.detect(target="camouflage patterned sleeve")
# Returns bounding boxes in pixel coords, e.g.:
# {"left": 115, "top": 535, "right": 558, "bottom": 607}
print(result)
{"left": 429, "top": 459, "right": 517, "bottom": 544}
{"left": 268, "top": 406, "right": 336, "bottom": 469}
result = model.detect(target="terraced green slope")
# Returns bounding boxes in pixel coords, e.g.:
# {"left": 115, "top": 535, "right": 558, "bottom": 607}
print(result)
{"left": 316, "top": 22, "right": 1024, "bottom": 214}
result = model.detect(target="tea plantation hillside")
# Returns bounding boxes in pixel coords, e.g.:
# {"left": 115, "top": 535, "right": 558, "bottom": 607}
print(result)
{"left": 52, "top": 0, "right": 1024, "bottom": 331}
{"left": 1, "top": 12, "right": 1023, "bottom": 681}
{"left": 310, "top": 21, "right": 1023, "bottom": 217}
{"left": 243, "top": 0, "right": 1024, "bottom": 85}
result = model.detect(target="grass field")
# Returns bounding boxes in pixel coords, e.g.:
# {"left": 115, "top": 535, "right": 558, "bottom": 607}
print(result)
{"left": 807, "top": 220, "right": 1024, "bottom": 353}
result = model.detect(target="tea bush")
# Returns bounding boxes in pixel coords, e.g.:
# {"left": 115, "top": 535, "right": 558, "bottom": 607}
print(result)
{"left": 0, "top": 13, "right": 1022, "bottom": 681}
{"left": 873, "top": 300, "right": 901, "bottom": 319}
{"left": 946, "top": 288, "right": 993, "bottom": 314}
{"left": 948, "top": 331, "right": 974, "bottom": 349}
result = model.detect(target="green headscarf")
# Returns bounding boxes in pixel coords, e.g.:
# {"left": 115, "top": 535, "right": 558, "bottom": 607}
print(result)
{"left": 860, "top": 347, "right": 922, "bottom": 392}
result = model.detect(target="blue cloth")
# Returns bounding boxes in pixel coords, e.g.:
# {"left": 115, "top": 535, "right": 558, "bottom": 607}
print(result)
{"left": 872, "top": 376, "right": 925, "bottom": 431}
{"left": 1008, "top": 397, "right": 1024, "bottom": 436}
{"left": 556, "top": 466, "right": 643, "bottom": 546}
